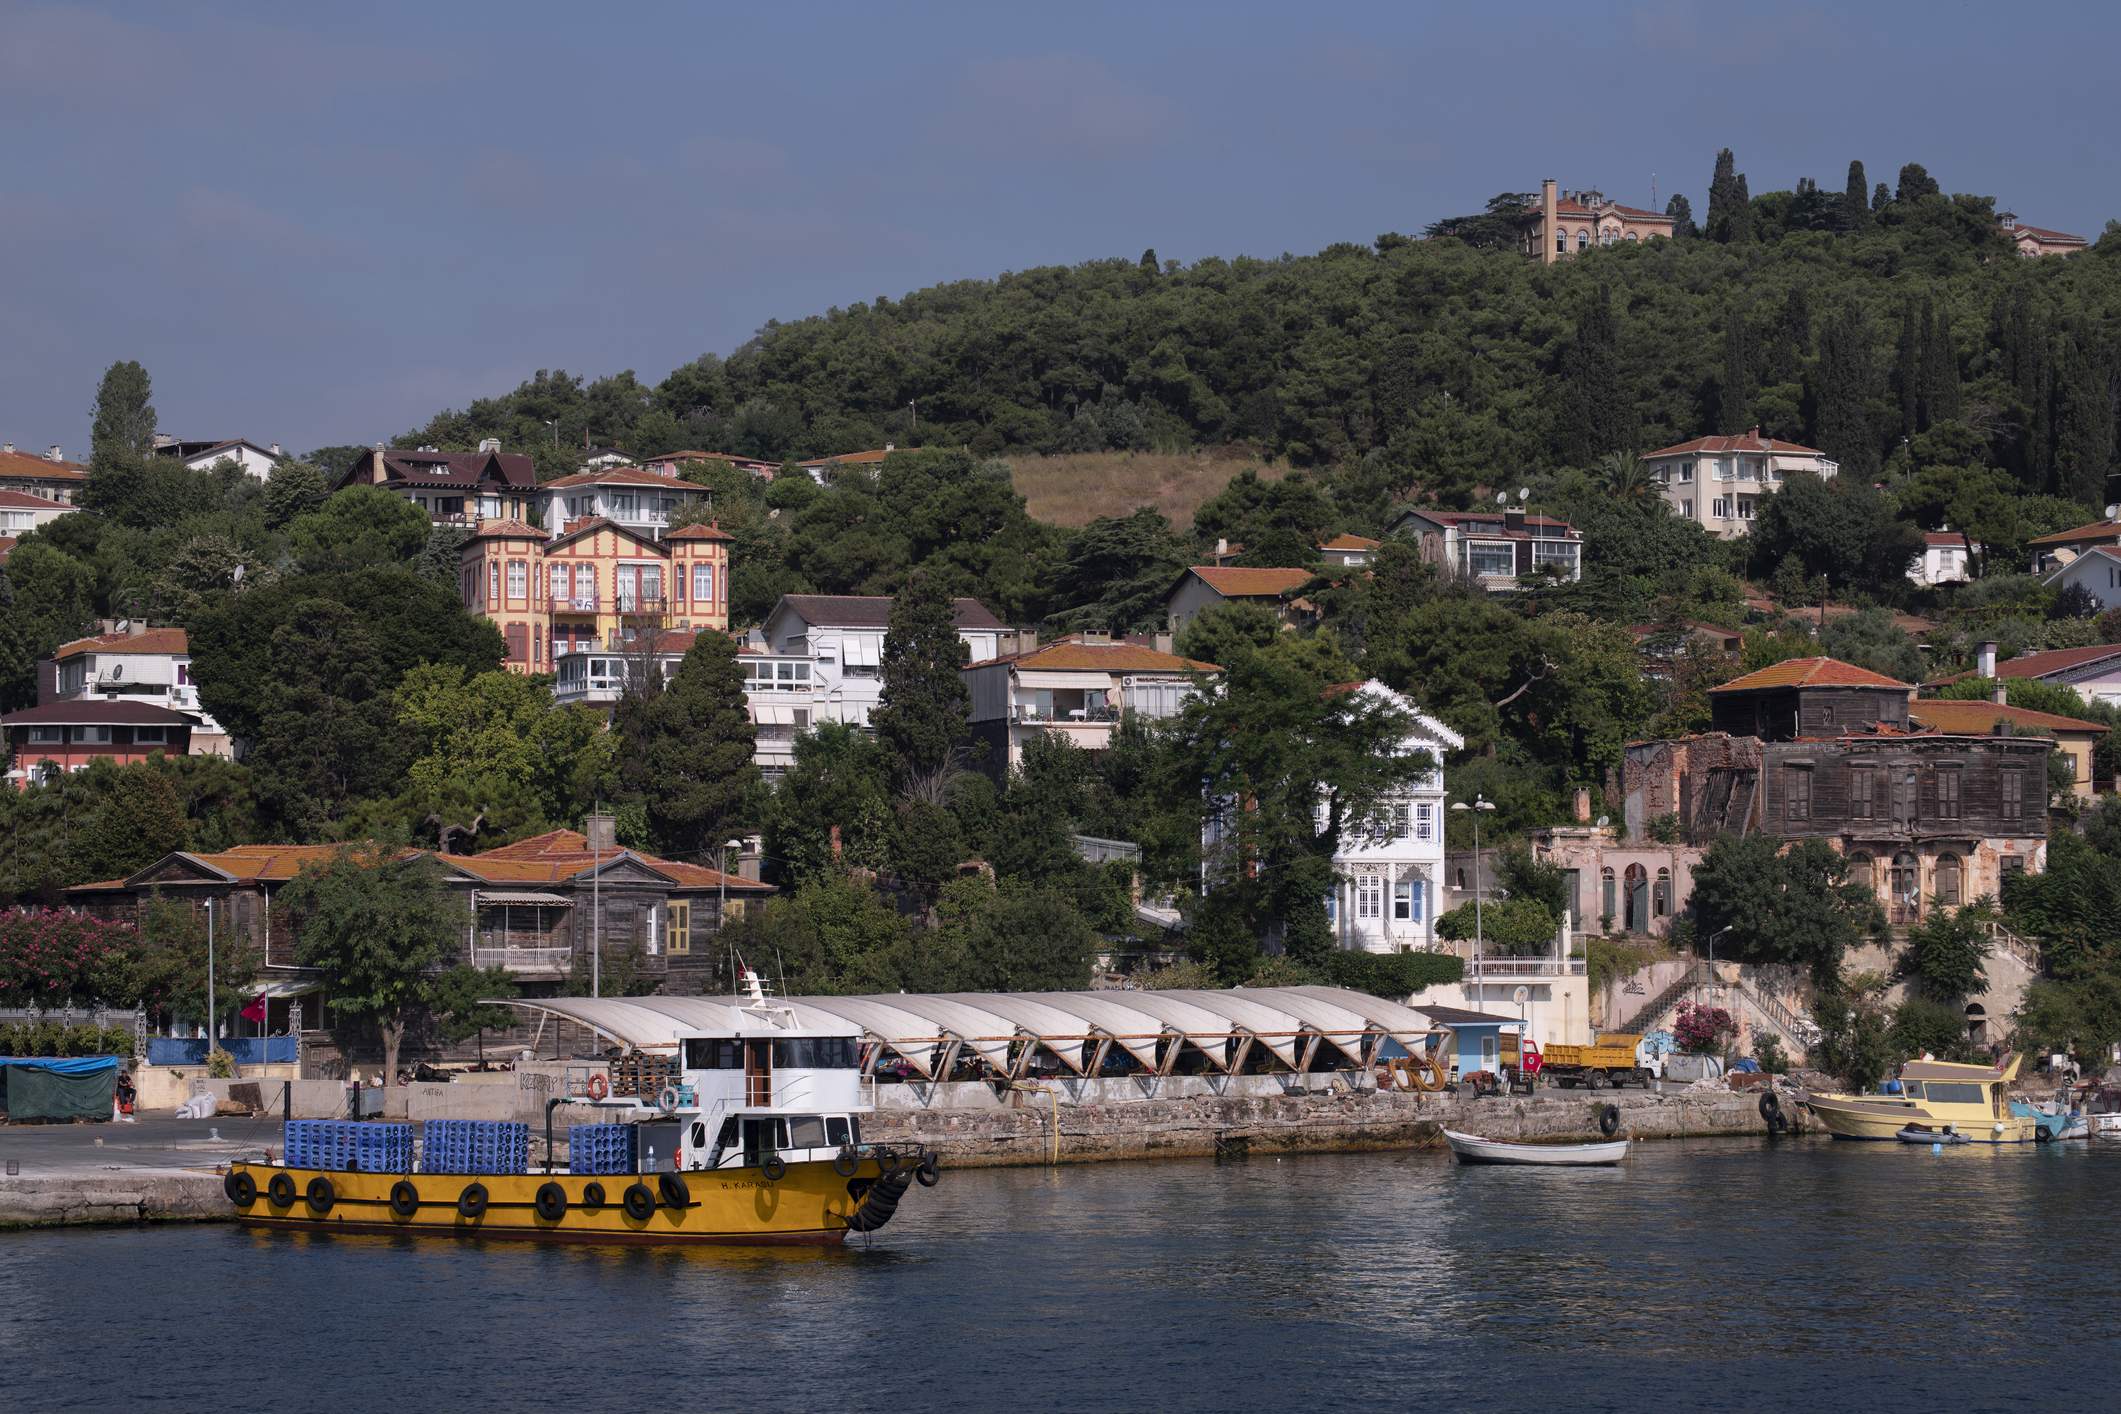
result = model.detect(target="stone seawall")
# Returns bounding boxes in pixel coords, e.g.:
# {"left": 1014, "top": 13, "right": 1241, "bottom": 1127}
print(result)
{"left": 867, "top": 1086, "right": 1781, "bottom": 1167}
{"left": 0, "top": 1169, "right": 226, "bottom": 1230}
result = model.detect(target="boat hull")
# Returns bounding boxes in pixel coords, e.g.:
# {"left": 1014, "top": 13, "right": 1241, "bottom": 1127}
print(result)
{"left": 1442, "top": 1129, "right": 1629, "bottom": 1166}
{"left": 226, "top": 1161, "right": 892, "bottom": 1246}
{"left": 1803, "top": 1094, "right": 2040, "bottom": 1144}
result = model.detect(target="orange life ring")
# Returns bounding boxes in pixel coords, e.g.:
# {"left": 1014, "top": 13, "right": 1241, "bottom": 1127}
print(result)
{"left": 587, "top": 1073, "right": 609, "bottom": 1101}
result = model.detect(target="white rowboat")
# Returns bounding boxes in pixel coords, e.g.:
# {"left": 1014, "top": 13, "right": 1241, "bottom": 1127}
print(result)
{"left": 1442, "top": 1128, "right": 1630, "bottom": 1166}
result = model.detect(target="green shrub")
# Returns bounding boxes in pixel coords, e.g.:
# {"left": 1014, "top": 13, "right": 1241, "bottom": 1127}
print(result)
{"left": 1752, "top": 1034, "right": 1790, "bottom": 1075}
{"left": 29, "top": 1021, "right": 65, "bottom": 1056}
{"left": 207, "top": 1047, "right": 236, "bottom": 1078}
{"left": 1321, "top": 949, "right": 1464, "bottom": 998}
{"left": 62, "top": 1023, "right": 105, "bottom": 1057}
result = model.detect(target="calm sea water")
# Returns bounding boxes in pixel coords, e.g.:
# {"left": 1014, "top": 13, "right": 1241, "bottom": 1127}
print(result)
{"left": 5, "top": 1138, "right": 2117, "bottom": 1411}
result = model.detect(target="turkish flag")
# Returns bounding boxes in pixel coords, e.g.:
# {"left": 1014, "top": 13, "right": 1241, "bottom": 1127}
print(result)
{"left": 240, "top": 992, "right": 267, "bottom": 1022}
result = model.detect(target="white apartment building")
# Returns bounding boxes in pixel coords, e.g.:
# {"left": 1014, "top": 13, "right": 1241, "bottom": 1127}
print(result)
{"left": 1642, "top": 428, "right": 1838, "bottom": 539}
{"left": 43, "top": 625, "right": 231, "bottom": 755}
{"left": 963, "top": 635, "right": 1215, "bottom": 777}
{"left": 152, "top": 437, "right": 286, "bottom": 481}
{"left": 540, "top": 465, "right": 709, "bottom": 541}
{"left": 1908, "top": 529, "right": 1980, "bottom": 587}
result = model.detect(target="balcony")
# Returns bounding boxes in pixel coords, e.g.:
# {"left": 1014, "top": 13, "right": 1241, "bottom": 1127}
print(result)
{"left": 472, "top": 945, "right": 573, "bottom": 974}
{"left": 551, "top": 592, "right": 600, "bottom": 613}
{"left": 614, "top": 593, "right": 669, "bottom": 615}
{"left": 1010, "top": 703, "right": 1118, "bottom": 724}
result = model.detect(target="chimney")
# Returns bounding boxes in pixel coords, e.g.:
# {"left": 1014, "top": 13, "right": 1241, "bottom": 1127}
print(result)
{"left": 1505, "top": 505, "right": 1527, "bottom": 532}
{"left": 583, "top": 813, "right": 617, "bottom": 852}
{"left": 1978, "top": 640, "right": 1997, "bottom": 679}
{"left": 1541, "top": 178, "right": 1559, "bottom": 265}
{"left": 2, "top": 442, "right": 12, "bottom": 453}
{"left": 883, "top": 442, "right": 895, "bottom": 452}
{"left": 269, "top": 443, "right": 282, "bottom": 457}
{"left": 737, "top": 840, "right": 761, "bottom": 883}
{"left": 1993, "top": 681, "right": 2009, "bottom": 708}
{"left": 1573, "top": 787, "right": 1592, "bottom": 823}
{"left": 46, "top": 445, "right": 63, "bottom": 462}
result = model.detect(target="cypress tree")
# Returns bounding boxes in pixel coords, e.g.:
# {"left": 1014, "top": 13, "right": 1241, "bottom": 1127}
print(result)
{"left": 2054, "top": 335, "right": 2115, "bottom": 507}
{"left": 1768, "top": 285, "right": 1813, "bottom": 386}
{"left": 617, "top": 632, "right": 762, "bottom": 857}
{"left": 1560, "top": 283, "right": 1634, "bottom": 461}
{"left": 1896, "top": 163, "right": 1941, "bottom": 203}
{"left": 1706, "top": 148, "right": 1754, "bottom": 244}
{"left": 1665, "top": 193, "right": 1694, "bottom": 239}
{"left": 1842, "top": 161, "right": 1871, "bottom": 232}
{"left": 1719, "top": 304, "right": 1756, "bottom": 432}
{"left": 1872, "top": 182, "right": 1892, "bottom": 215}
{"left": 81, "top": 359, "right": 158, "bottom": 519}
{"left": 1923, "top": 302, "right": 1963, "bottom": 425}
{"left": 1893, "top": 302, "right": 1922, "bottom": 440}
{"left": 1993, "top": 287, "right": 2055, "bottom": 492}
{"left": 874, "top": 569, "right": 972, "bottom": 799}
{"left": 1814, "top": 302, "right": 1881, "bottom": 477}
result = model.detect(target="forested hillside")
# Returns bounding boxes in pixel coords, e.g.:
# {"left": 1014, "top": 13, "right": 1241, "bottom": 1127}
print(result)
{"left": 402, "top": 154, "right": 2121, "bottom": 536}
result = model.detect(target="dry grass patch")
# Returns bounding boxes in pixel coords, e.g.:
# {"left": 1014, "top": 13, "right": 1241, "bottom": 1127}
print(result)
{"left": 1008, "top": 448, "right": 1289, "bottom": 529}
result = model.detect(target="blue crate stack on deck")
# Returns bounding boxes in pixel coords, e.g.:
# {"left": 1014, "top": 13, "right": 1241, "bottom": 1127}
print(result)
{"left": 421, "top": 1119, "right": 530, "bottom": 1174}
{"left": 567, "top": 1123, "right": 634, "bottom": 1175}
{"left": 282, "top": 1121, "right": 411, "bottom": 1173}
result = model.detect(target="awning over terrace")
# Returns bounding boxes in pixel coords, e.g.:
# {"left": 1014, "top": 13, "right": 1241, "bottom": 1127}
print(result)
{"left": 505, "top": 987, "right": 1441, "bottom": 1080}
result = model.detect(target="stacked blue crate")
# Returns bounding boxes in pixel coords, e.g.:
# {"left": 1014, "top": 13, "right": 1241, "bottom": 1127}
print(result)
{"left": 567, "top": 1123, "right": 634, "bottom": 1174}
{"left": 421, "top": 1119, "right": 530, "bottom": 1174}
{"left": 282, "top": 1121, "right": 412, "bottom": 1172}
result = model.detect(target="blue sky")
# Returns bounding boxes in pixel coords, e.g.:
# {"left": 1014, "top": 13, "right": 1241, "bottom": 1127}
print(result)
{"left": 3, "top": 0, "right": 2115, "bottom": 456}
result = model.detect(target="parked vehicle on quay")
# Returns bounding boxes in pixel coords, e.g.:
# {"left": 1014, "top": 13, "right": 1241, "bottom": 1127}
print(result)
{"left": 1540, "top": 1033, "right": 1655, "bottom": 1089}
{"left": 220, "top": 974, "right": 938, "bottom": 1245}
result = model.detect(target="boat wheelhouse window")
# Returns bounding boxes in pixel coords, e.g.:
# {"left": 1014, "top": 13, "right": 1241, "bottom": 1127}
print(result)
{"left": 742, "top": 1118, "right": 771, "bottom": 1163}
{"left": 684, "top": 1038, "right": 744, "bottom": 1069}
{"left": 826, "top": 1116, "right": 851, "bottom": 1147}
{"left": 691, "top": 1122, "right": 707, "bottom": 1148}
{"left": 788, "top": 1116, "right": 828, "bottom": 1149}
{"left": 772, "top": 1037, "right": 860, "bottom": 1069}
{"left": 1922, "top": 1082, "right": 1985, "bottom": 1105}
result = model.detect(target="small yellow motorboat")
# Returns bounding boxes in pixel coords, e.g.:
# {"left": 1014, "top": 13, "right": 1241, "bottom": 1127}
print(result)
{"left": 1799, "top": 1053, "right": 2041, "bottom": 1144}
{"left": 223, "top": 984, "right": 937, "bottom": 1245}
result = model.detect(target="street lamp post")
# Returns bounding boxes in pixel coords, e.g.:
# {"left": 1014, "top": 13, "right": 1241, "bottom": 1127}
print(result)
{"left": 205, "top": 899, "right": 216, "bottom": 1050}
{"left": 718, "top": 838, "right": 744, "bottom": 992}
{"left": 1450, "top": 796, "right": 1498, "bottom": 1006}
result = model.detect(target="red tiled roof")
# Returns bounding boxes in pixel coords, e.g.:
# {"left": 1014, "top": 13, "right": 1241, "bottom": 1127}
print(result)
{"left": 449, "top": 829, "right": 769, "bottom": 892}
{"left": 1935, "top": 642, "right": 2121, "bottom": 685}
{"left": 1923, "top": 531, "right": 1976, "bottom": 547}
{"left": 2011, "top": 222, "right": 2087, "bottom": 245}
{"left": 0, "top": 537, "right": 14, "bottom": 565}
{"left": 1184, "top": 566, "right": 1314, "bottom": 599}
{"left": 971, "top": 638, "right": 1217, "bottom": 673}
{"left": 461, "top": 518, "right": 546, "bottom": 544}
{"left": 665, "top": 522, "right": 733, "bottom": 542}
{"left": 346, "top": 447, "right": 537, "bottom": 491}
{"left": 52, "top": 627, "right": 190, "bottom": 659}
{"left": 545, "top": 517, "right": 668, "bottom": 554}
{"left": 0, "top": 488, "right": 67, "bottom": 510}
{"left": 774, "top": 594, "right": 1007, "bottom": 631}
{"left": 1709, "top": 657, "right": 1911, "bottom": 694}
{"left": 2026, "top": 518, "right": 2121, "bottom": 547}
{"left": 542, "top": 466, "right": 702, "bottom": 489}
{"left": 1910, "top": 699, "right": 2111, "bottom": 736}
{"left": 1318, "top": 533, "right": 1381, "bottom": 552}
{"left": 1411, "top": 510, "right": 1579, "bottom": 539}
{"left": 1644, "top": 429, "right": 1824, "bottom": 457}
{"left": 0, "top": 449, "right": 86, "bottom": 480}
{"left": 1529, "top": 197, "right": 1673, "bottom": 223}
{"left": 804, "top": 447, "right": 918, "bottom": 467}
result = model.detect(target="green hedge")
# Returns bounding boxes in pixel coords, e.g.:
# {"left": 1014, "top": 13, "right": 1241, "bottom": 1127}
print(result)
{"left": 0, "top": 1021, "right": 134, "bottom": 1058}
{"left": 1320, "top": 950, "right": 1464, "bottom": 998}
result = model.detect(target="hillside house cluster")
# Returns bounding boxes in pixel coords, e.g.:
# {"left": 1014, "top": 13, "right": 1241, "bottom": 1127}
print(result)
{"left": 1643, "top": 429, "right": 1839, "bottom": 538}
{"left": 1, "top": 625, "right": 230, "bottom": 789}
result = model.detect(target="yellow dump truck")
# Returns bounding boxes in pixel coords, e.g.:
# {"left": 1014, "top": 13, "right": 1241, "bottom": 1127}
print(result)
{"left": 1540, "top": 1033, "right": 1650, "bottom": 1089}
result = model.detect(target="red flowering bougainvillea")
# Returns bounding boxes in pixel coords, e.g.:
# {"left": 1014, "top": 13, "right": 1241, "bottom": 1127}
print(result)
{"left": 1672, "top": 1000, "right": 1739, "bottom": 1056}
{"left": 0, "top": 909, "right": 143, "bottom": 1008}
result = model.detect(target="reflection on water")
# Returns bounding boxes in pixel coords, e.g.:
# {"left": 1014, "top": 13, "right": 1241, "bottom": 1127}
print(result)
{"left": 6, "top": 1139, "right": 2118, "bottom": 1411}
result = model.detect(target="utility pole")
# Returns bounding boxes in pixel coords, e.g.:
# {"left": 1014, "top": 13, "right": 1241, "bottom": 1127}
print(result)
{"left": 1451, "top": 795, "right": 1497, "bottom": 1005}
{"left": 205, "top": 899, "right": 216, "bottom": 1050}
{"left": 591, "top": 806, "right": 602, "bottom": 999}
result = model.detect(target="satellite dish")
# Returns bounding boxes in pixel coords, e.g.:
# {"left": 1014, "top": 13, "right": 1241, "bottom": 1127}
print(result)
{"left": 109, "top": 664, "right": 123, "bottom": 681}
{"left": 1495, "top": 491, "right": 1509, "bottom": 506}
{"left": 1517, "top": 487, "right": 1530, "bottom": 502}
{"left": 2106, "top": 503, "right": 2120, "bottom": 520}
{"left": 1595, "top": 814, "right": 1610, "bottom": 828}
{"left": 114, "top": 619, "right": 130, "bottom": 634}
{"left": 231, "top": 564, "right": 246, "bottom": 585}
{"left": 1513, "top": 986, "right": 1530, "bottom": 1006}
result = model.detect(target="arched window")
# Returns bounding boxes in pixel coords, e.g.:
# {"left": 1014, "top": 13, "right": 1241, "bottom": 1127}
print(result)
{"left": 1624, "top": 863, "right": 1649, "bottom": 933}
{"left": 1653, "top": 867, "right": 1672, "bottom": 918}
{"left": 1577, "top": 230, "right": 1591, "bottom": 251}
{"left": 1936, "top": 853, "right": 1962, "bottom": 908}
{"left": 1601, "top": 868, "right": 1616, "bottom": 927}
{"left": 1891, "top": 852, "right": 1920, "bottom": 925}
{"left": 1848, "top": 852, "right": 1874, "bottom": 895}
{"left": 1625, "top": 231, "right": 1639, "bottom": 242}
{"left": 1556, "top": 231, "right": 1567, "bottom": 255}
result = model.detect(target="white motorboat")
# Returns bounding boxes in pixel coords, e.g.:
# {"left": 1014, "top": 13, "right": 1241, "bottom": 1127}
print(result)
{"left": 1442, "top": 1128, "right": 1630, "bottom": 1166}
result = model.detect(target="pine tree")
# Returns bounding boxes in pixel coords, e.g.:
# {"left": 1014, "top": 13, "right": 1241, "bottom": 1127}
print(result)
{"left": 1665, "top": 193, "right": 1694, "bottom": 239}
{"left": 1814, "top": 302, "right": 1881, "bottom": 477}
{"left": 1872, "top": 182, "right": 1892, "bottom": 215}
{"left": 1719, "top": 304, "right": 1756, "bottom": 432}
{"left": 1893, "top": 301, "right": 1922, "bottom": 441}
{"left": 874, "top": 570, "right": 972, "bottom": 799}
{"left": 1560, "top": 283, "right": 1634, "bottom": 461}
{"left": 1842, "top": 161, "right": 1871, "bottom": 232}
{"left": 81, "top": 359, "right": 158, "bottom": 518}
{"left": 1896, "top": 163, "right": 1941, "bottom": 203}
{"left": 617, "top": 632, "right": 761, "bottom": 856}
{"left": 1706, "top": 148, "right": 1754, "bottom": 244}
{"left": 1923, "top": 302, "right": 1964, "bottom": 425}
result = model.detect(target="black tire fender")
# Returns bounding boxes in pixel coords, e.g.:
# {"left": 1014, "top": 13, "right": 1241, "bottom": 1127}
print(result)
{"left": 458, "top": 1183, "right": 489, "bottom": 1219}
{"left": 268, "top": 1172, "right": 297, "bottom": 1208}
{"left": 622, "top": 1182, "right": 656, "bottom": 1222}
{"left": 224, "top": 1170, "right": 257, "bottom": 1206}
{"left": 760, "top": 1153, "right": 787, "bottom": 1182}
{"left": 658, "top": 1171, "right": 690, "bottom": 1209}
{"left": 1598, "top": 1103, "right": 1621, "bottom": 1138}
{"left": 389, "top": 1180, "right": 420, "bottom": 1218}
{"left": 580, "top": 1181, "right": 606, "bottom": 1211}
{"left": 915, "top": 1154, "right": 941, "bottom": 1188}
{"left": 832, "top": 1147, "right": 860, "bottom": 1178}
{"left": 535, "top": 1182, "right": 568, "bottom": 1221}
{"left": 305, "top": 1176, "right": 335, "bottom": 1215}
{"left": 1759, "top": 1091, "right": 1782, "bottom": 1121}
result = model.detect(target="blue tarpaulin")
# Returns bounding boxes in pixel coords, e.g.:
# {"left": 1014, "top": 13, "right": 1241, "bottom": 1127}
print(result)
{"left": 0, "top": 1055, "right": 122, "bottom": 1075}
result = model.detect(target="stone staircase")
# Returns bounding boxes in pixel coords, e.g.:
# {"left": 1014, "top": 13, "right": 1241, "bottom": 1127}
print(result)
{"left": 1612, "top": 962, "right": 1707, "bottom": 1036}
{"left": 1609, "top": 960, "right": 1818, "bottom": 1055}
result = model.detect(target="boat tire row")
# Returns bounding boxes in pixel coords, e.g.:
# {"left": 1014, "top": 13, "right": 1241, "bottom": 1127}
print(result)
{"left": 223, "top": 1169, "right": 699, "bottom": 1221}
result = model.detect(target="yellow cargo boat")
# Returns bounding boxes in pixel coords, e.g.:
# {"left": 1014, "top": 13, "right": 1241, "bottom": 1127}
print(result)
{"left": 223, "top": 985, "right": 936, "bottom": 1245}
{"left": 1799, "top": 1053, "right": 2040, "bottom": 1143}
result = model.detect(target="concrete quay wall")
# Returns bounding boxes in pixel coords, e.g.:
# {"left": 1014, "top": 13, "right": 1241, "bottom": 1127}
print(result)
{"left": 0, "top": 1169, "right": 225, "bottom": 1230}
{"left": 867, "top": 1086, "right": 1778, "bottom": 1168}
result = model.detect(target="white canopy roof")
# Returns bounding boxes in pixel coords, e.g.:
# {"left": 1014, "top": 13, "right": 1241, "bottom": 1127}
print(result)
{"left": 505, "top": 986, "right": 1438, "bottom": 1078}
